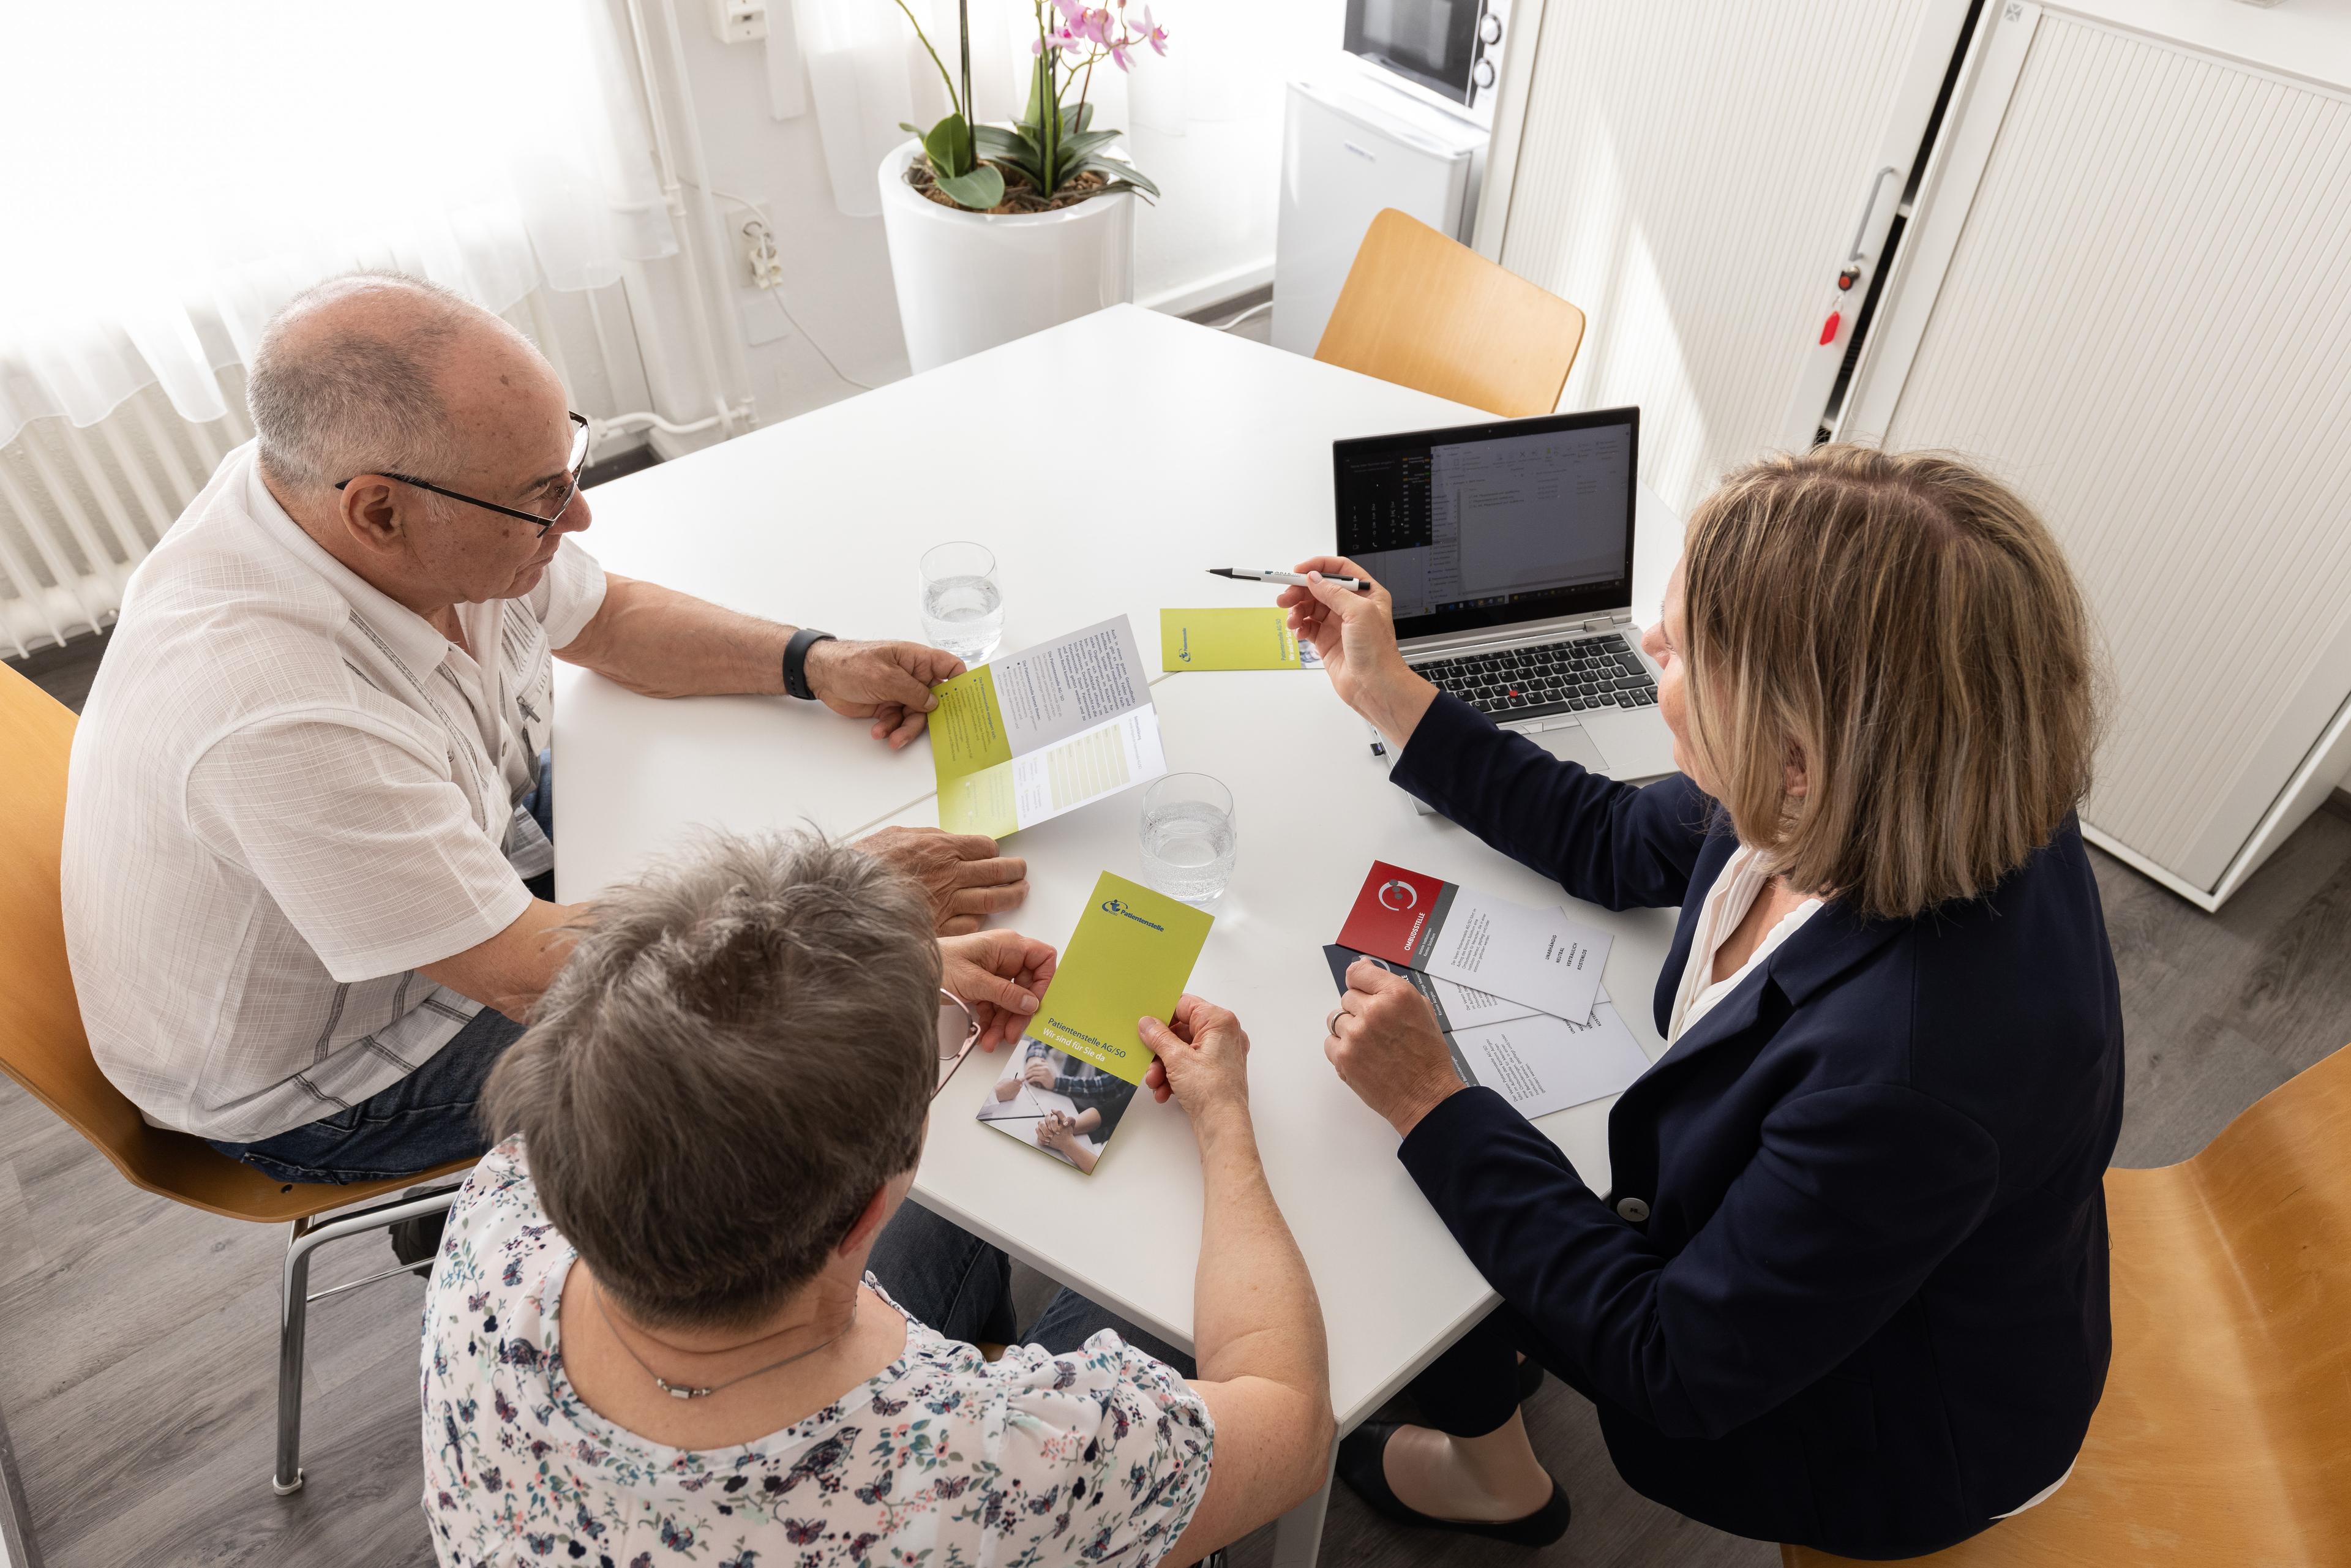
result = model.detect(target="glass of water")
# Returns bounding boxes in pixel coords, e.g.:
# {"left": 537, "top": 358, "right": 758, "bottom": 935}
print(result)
{"left": 1141, "top": 773, "right": 1238, "bottom": 906}
{"left": 919, "top": 541, "right": 1004, "bottom": 664}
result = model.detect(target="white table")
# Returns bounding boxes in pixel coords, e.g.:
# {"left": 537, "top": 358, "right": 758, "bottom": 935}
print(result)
{"left": 556, "top": 304, "right": 1685, "bottom": 1563}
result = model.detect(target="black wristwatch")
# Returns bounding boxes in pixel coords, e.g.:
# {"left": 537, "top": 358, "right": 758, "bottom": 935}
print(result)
{"left": 782, "top": 628, "right": 836, "bottom": 701}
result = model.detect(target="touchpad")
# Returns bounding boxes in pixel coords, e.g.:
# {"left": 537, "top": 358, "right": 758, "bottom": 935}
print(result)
{"left": 1537, "top": 723, "right": 1611, "bottom": 774}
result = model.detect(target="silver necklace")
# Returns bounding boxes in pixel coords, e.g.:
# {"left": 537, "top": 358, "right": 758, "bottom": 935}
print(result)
{"left": 589, "top": 1278, "right": 856, "bottom": 1400}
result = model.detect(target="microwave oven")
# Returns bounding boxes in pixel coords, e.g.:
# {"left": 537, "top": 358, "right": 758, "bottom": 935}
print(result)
{"left": 1343, "top": 0, "right": 1512, "bottom": 126}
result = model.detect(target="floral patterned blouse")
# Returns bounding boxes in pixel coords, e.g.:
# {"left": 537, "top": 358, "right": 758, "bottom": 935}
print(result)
{"left": 421, "top": 1141, "right": 1215, "bottom": 1567}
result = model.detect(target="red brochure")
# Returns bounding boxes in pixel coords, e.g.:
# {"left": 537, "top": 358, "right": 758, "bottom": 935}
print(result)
{"left": 1336, "top": 860, "right": 1610, "bottom": 1024}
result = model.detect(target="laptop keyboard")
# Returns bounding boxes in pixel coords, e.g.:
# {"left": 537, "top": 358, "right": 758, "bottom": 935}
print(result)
{"left": 1411, "top": 634, "right": 1659, "bottom": 722}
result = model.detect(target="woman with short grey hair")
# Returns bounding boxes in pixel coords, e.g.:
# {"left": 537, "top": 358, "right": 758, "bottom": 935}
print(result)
{"left": 419, "top": 831, "right": 1333, "bottom": 1567}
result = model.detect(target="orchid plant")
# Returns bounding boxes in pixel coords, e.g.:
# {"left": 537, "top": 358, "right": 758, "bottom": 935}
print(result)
{"left": 893, "top": 0, "right": 1168, "bottom": 213}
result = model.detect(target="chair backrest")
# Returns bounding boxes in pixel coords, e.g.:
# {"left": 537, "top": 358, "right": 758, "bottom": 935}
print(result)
{"left": 1314, "top": 209, "right": 1588, "bottom": 418}
{"left": 1783, "top": 1041, "right": 2351, "bottom": 1566}
{"left": 0, "top": 659, "right": 345, "bottom": 1222}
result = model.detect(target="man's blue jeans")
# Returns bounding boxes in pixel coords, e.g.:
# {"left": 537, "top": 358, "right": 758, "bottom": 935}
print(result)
{"left": 208, "top": 754, "right": 553, "bottom": 1185}
{"left": 206, "top": 1004, "right": 526, "bottom": 1184}
{"left": 866, "top": 1197, "right": 1198, "bottom": 1375}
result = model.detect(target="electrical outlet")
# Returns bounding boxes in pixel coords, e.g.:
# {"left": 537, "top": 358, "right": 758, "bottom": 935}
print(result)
{"left": 739, "top": 219, "right": 786, "bottom": 290}
{"left": 708, "top": 0, "right": 767, "bottom": 44}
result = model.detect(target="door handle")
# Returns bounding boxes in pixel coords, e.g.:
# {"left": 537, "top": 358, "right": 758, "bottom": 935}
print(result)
{"left": 1847, "top": 165, "right": 1900, "bottom": 264}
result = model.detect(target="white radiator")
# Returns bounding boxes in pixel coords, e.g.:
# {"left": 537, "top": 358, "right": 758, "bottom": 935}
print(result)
{"left": 0, "top": 377, "right": 246, "bottom": 661}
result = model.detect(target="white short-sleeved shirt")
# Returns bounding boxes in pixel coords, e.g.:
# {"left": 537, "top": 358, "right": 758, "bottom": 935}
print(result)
{"left": 421, "top": 1140, "right": 1215, "bottom": 1567}
{"left": 60, "top": 442, "right": 607, "bottom": 1140}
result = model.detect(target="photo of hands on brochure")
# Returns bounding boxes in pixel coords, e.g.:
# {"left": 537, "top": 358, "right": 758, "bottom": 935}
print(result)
{"left": 1158, "top": 607, "right": 1322, "bottom": 671}
{"left": 979, "top": 1043, "right": 1137, "bottom": 1175}
{"left": 929, "top": 615, "right": 1166, "bottom": 838}
{"left": 1322, "top": 945, "right": 1653, "bottom": 1121}
{"left": 978, "top": 871, "right": 1213, "bottom": 1172}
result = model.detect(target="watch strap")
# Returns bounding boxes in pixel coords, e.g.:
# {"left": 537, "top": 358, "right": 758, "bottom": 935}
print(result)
{"left": 782, "top": 628, "right": 836, "bottom": 700}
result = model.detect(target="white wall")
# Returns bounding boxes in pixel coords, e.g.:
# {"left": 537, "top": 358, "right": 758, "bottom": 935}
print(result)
{"left": 659, "top": 0, "right": 1341, "bottom": 430}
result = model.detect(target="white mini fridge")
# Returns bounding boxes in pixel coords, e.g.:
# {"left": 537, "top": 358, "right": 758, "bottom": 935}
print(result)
{"left": 1272, "top": 69, "right": 1487, "bottom": 357}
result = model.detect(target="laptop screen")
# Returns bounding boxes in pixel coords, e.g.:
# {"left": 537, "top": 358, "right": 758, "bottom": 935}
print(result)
{"left": 1332, "top": 407, "right": 1638, "bottom": 642}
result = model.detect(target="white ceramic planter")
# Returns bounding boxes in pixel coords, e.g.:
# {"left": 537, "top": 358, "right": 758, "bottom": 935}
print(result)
{"left": 877, "top": 140, "right": 1136, "bottom": 374}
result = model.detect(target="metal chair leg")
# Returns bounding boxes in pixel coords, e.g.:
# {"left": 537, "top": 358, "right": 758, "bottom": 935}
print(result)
{"left": 271, "top": 1185, "right": 464, "bottom": 1497}
{"left": 274, "top": 1217, "right": 315, "bottom": 1495}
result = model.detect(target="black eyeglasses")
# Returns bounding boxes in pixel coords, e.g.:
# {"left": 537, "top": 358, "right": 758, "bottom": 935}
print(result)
{"left": 334, "top": 412, "right": 591, "bottom": 537}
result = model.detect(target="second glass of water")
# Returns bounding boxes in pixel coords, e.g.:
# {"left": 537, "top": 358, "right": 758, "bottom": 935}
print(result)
{"left": 920, "top": 541, "right": 1004, "bottom": 664}
{"left": 1141, "top": 773, "right": 1238, "bottom": 906}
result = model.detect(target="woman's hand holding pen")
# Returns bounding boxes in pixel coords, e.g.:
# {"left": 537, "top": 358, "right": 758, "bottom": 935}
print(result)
{"left": 1277, "top": 556, "right": 1439, "bottom": 751}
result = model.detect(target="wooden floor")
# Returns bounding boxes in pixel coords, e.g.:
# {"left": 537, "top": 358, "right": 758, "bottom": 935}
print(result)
{"left": 9, "top": 618, "right": 2351, "bottom": 1568}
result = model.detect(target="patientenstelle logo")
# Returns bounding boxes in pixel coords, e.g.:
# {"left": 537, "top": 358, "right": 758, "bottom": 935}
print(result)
{"left": 1101, "top": 898, "right": 1167, "bottom": 931}
{"left": 1177, "top": 628, "right": 1193, "bottom": 663}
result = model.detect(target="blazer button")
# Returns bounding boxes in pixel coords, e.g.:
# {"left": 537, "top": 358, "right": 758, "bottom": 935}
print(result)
{"left": 1616, "top": 1196, "right": 1651, "bottom": 1223}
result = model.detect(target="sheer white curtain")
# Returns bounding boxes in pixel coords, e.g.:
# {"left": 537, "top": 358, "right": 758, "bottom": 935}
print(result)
{"left": 0, "top": 0, "right": 678, "bottom": 448}
{"left": 797, "top": 0, "right": 1029, "bottom": 218}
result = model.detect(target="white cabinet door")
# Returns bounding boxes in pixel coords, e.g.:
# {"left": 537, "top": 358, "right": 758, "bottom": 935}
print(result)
{"left": 1482, "top": 0, "right": 1974, "bottom": 518}
{"left": 1845, "top": 4, "right": 2351, "bottom": 901}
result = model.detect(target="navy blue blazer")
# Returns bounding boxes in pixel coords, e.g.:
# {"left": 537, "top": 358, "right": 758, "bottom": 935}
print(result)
{"left": 1389, "top": 695, "right": 2124, "bottom": 1559}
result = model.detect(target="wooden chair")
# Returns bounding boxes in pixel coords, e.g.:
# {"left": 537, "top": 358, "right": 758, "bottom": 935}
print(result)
{"left": 1314, "top": 208, "right": 1588, "bottom": 418}
{"left": 0, "top": 659, "right": 471, "bottom": 1496}
{"left": 1784, "top": 1042, "right": 2351, "bottom": 1567}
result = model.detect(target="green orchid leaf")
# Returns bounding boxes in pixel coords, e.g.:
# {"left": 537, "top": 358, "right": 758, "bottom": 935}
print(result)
{"left": 899, "top": 122, "right": 928, "bottom": 135}
{"left": 921, "top": 113, "right": 976, "bottom": 179}
{"left": 932, "top": 162, "right": 1007, "bottom": 211}
{"left": 1069, "top": 153, "right": 1160, "bottom": 203}
{"left": 1022, "top": 56, "right": 1049, "bottom": 131}
{"left": 1065, "top": 99, "right": 1095, "bottom": 136}
{"left": 1058, "top": 129, "right": 1122, "bottom": 163}
{"left": 973, "top": 130, "right": 1041, "bottom": 190}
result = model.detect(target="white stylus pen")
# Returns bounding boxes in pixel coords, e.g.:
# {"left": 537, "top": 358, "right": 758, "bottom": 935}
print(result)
{"left": 1207, "top": 567, "right": 1369, "bottom": 591}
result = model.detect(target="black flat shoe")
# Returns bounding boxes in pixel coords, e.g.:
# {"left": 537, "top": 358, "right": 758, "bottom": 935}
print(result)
{"left": 1337, "top": 1421, "right": 1572, "bottom": 1547}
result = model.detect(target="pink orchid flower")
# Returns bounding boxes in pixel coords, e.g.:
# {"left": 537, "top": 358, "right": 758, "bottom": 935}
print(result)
{"left": 1136, "top": 5, "right": 1168, "bottom": 54}
{"left": 1109, "top": 39, "right": 1133, "bottom": 70}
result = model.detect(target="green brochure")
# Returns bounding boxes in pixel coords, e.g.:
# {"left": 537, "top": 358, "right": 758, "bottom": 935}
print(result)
{"left": 975, "top": 872, "right": 1213, "bottom": 1174}
{"left": 929, "top": 615, "right": 1167, "bottom": 839}
{"left": 1159, "top": 607, "right": 1321, "bottom": 671}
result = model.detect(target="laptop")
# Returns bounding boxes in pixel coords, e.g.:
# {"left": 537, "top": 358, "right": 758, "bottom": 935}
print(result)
{"left": 1331, "top": 405, "right": 1679, "bottom": 790}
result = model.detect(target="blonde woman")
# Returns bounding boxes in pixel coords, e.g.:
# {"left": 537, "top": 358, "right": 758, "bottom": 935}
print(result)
{"left": 1281, "top": 446, "right": 2118, "bottom": 1559}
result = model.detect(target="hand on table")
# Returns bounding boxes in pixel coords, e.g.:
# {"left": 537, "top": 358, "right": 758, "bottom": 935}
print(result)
{"left": 939, "top": 929, "right": 1057, "bottom": 1050}
{"left": 1275, "top": 556, "right": 1438, "bottom": 748}
{"left": 1324, "top": 959, "right": 1465, "bottom": 1139}
{"left": 1022, "top": 1060, "right": 1057, "bottom": 1090}
{"left": 805, "top": 638, "right": 966, "bottom": 748}
{"left": 1139, "top": 995, "right": 1252, "bottom": 1119}
{"left": 856, "top": 826, "right": 1028, "bottom": 934}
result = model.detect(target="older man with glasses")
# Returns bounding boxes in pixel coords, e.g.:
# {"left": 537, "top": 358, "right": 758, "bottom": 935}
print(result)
{"left": 59, "top": 272, "right": 1033, "bottom": 1255}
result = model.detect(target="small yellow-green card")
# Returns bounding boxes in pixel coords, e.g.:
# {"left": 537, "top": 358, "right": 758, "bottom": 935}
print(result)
{"left": 1160, "top": 607, "right": 1308, "bottom": 671}
{"left": 1025, "top": 872, "right": 1214, "bottom": 1085}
